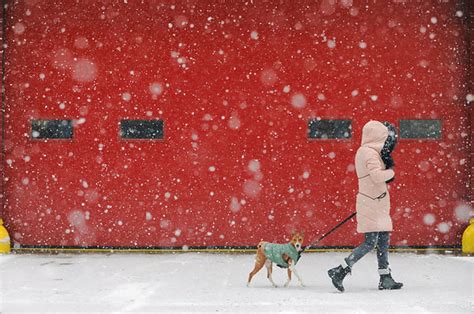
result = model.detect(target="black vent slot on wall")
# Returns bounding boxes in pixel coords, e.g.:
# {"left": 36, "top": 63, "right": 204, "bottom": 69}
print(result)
{"left": 399, "top": 120, "right": 441, "bottom": 139}
{"left": 31, "top": 120, "right": 73, "bottom": 139}
{"left": 308, "top": 119, "right": 352, "bottom": 139}
{"left": 120, "top": 119, "right": 164, "bottom": 139}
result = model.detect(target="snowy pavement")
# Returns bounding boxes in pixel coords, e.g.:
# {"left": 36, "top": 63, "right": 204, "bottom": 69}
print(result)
{"left": 0, "top": 252, "right": 472, "bottom": 313}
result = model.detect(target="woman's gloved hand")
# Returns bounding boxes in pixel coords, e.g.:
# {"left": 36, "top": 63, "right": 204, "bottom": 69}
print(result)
{"left": 381, "top": 151, "right": 394, "bottom": 169}
{"left": 381, "top": 151, "right": 395, "bottom": 183}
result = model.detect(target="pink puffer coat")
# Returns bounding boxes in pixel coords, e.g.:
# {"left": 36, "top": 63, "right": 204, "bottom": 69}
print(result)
{"left": 355, "top": 121, "right": 395, "bottom": 233}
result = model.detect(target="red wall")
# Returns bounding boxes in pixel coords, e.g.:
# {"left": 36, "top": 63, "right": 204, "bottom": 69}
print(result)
{"left": 0, "top": 3, "right": 4, "bottom": 218}
{"left": 470, "top": 1, "right": 474, "bottom": 209}
{"left": 1, "top": 1, "right": 7, "bottom": 219}
{"left": 2, "top": 1, "right": 472, "bottom": 248}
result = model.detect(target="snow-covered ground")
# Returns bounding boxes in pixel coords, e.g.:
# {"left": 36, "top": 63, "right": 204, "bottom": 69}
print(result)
{"left": 0, "top": 252, "right": 472, "bottom": 313}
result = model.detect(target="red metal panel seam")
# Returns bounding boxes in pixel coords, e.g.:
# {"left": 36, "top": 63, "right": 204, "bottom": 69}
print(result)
{"left": 467, "top": 0, "right": 474, "bottom": 207}
{"left": 462, "top": 0, "right": 474, "bottom": 207}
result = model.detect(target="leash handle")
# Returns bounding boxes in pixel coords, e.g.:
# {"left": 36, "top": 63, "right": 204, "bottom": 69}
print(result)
{"left": 303, "top": 211, "right": 356, "bottom": 251}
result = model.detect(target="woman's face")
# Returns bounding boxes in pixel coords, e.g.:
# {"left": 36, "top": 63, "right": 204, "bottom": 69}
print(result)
{"left": 383, "top": 122, "right": 398, "bottom": 153}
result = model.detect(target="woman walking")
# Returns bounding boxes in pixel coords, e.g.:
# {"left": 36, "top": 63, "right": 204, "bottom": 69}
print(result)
{"left": 328, "top": 120, "right": 403, "bottom": 292}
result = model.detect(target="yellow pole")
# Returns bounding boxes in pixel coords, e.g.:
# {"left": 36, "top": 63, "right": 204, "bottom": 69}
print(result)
{"left": 0, "top": 218, "right": 11, "bottom": 253}
{"left": 462, "top": 218, "right": 474, "bottom": 254}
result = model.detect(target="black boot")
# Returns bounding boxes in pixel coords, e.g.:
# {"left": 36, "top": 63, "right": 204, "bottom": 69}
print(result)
{"left": 328, "top": 263, "right": 351, "bottom": 292}
{"left": 378, "top": 273, "right": 403, "bottom": 290}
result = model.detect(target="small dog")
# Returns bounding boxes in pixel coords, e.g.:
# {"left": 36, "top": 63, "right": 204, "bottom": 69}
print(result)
{"left": 247, "top": 231, "right": 304, "bottom": 287}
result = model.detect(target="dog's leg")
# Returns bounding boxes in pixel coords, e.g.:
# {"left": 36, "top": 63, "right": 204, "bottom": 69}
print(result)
{"left": 283, "top": 255, "right": 292, "bottom": 287}
{"left": 247, "top": 253, "right": 265, "bottom": 287}
{"left": 284, "top": 267, "right": 292, "bottom": 287}
{"left": 265, "top": 259, "right": 278, "bottom": 288}
{"left": 289, "top": 264, "right": 304, "bottom": 287}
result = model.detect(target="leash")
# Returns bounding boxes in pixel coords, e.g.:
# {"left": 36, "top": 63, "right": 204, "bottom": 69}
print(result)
{"left": 301, "top": 211, "right": 356, "bottom": 252}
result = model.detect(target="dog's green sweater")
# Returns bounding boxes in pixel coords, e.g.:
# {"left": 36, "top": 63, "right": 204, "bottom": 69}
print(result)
{"left": 263, "top": 243, "right": 299, "bottom": 268}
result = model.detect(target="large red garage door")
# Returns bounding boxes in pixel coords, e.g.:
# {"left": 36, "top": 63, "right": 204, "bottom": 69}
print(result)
{"left": 1, "top": 0, "right": 472, "bottom": 249}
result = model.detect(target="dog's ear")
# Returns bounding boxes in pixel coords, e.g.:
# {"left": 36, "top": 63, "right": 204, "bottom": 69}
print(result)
{"left": 301, "top": 230, "right": 305, "bottom": 236}
{"left": 291, "top": 229, "right": 296, "bottom": 236}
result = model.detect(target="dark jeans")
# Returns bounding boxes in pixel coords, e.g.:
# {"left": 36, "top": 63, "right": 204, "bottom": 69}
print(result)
{"left": 345, "top": 232, "right": 390, "bottom": 270}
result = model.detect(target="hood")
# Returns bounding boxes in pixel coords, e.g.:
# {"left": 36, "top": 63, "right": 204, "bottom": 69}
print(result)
{"left": 361, "top": 120, "right": 389, "bottom": 153}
